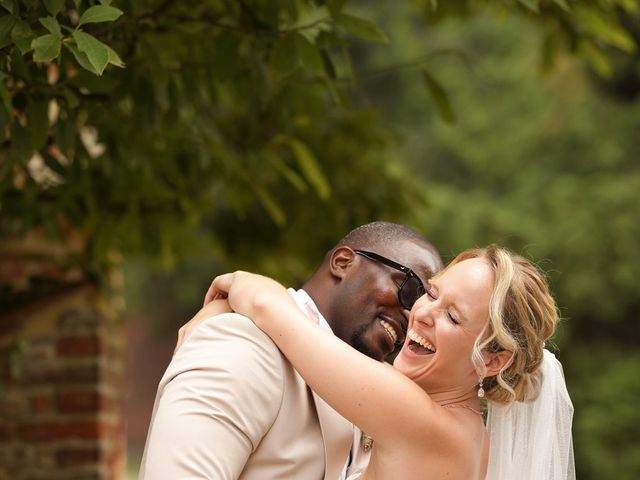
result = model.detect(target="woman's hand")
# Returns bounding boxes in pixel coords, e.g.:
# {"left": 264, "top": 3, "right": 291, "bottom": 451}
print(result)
{"left": 209, "top": 271, "right": 292, "bottom": 326}
{"left": 173, "top": 299, "right": 232, "bottom": 355}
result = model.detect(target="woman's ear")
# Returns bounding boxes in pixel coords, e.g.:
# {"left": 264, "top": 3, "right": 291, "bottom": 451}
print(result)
{"left": 485, "top": 350, "right": 514, "bottom": 377}
{"left": 329, "top": 246, "right": 357, "bottom": 280}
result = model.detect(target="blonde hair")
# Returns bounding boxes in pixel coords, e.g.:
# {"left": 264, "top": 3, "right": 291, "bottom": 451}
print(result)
{"left": 446, "top": 246, "right": 559, "bottom": 405}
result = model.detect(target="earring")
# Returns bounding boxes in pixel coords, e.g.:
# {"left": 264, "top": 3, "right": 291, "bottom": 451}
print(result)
{"left": 477, "top": 377, "right": 485, "bottom": 398}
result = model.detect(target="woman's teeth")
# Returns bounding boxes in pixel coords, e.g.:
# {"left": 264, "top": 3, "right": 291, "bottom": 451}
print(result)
{"left": 407, "top": 329, "right": 436, "bottom": 353}
{"left": 380, "top": 320, "right": 398, "bottom": 344}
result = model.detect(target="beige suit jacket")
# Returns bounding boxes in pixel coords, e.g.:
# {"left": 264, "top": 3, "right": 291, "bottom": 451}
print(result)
{"left": 139, "top": 310, "right": 353, "bottom": 479}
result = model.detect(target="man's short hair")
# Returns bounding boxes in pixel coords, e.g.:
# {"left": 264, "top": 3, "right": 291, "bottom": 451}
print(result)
{"left": 337, "top": 221, "right": 437, "bottom": 256}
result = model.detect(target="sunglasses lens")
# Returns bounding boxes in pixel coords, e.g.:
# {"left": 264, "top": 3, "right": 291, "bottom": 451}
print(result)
{"left": 399, "top": 276, "right": 424, "bottom": 309}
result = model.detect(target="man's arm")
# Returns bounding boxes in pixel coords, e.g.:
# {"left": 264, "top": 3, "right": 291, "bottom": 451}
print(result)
{"left": 139, "top": 313, "right": 284, "bottom": 479}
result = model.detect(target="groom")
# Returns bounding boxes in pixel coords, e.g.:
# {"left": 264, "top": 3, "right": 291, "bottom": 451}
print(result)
{"left": 139, "top": 221, "right": 442, "bottom": 479}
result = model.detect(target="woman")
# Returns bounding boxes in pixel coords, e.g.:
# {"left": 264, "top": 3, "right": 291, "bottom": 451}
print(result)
{"left": 206, "top": 246, "right": 575, "bottom": 480}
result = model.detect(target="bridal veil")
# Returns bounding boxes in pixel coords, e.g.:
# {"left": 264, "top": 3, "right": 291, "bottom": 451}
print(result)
{"left": 486, "top": 349, "right": 576, "bottom": 480}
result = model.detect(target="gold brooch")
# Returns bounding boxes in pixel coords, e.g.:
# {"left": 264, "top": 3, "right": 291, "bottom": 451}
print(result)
{"left": 361, "top": 433, "right": 373, "bottom": 452}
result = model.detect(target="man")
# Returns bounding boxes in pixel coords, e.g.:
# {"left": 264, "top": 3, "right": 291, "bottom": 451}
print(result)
{"left": 139, "top": 221, "right": 442, "bottom": 479}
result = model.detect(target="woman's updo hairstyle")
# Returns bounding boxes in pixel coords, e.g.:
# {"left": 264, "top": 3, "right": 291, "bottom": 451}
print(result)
{"left": 448, "top": 246, "right": 559, "bottom": 405}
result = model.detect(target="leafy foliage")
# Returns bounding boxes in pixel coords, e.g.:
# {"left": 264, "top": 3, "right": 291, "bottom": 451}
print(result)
{"left": 0, "top": 0, "right": 637, "bottom": 289}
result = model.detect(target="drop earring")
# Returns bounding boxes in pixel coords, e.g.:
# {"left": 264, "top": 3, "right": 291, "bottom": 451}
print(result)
{"left": 477, "top": 377, "right": 485, "bottom": 398}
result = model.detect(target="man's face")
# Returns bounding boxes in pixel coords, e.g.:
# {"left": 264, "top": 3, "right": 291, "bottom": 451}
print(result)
{"left": 329, "top": 240, "right": 442, "bottom": 362}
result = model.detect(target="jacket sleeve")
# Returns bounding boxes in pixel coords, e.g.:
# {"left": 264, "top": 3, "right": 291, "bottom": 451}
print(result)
{"left": 139, "top": 313, "right": 285, "bottom": 479}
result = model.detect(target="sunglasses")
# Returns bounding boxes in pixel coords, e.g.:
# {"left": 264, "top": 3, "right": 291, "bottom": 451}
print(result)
{"left": 354, "top": 250, "right": 426, "bottom": 309}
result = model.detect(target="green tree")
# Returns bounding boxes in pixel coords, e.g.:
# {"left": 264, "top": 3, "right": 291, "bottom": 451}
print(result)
{"left": 0, "top": 0, "right": 636, "bottom": 297}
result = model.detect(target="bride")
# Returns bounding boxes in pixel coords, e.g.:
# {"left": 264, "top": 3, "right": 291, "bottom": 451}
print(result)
{"left": 202, "top": 246, "right": 575, "bottom": 480}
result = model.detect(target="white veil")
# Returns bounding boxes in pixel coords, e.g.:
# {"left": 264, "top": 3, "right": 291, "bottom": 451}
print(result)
{"left": 486, "top": 349, "right": 576, "bottom": 480}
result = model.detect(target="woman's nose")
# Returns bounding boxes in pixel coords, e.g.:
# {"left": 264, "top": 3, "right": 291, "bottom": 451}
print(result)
{"left": 412, "top": 301, "right": 436, "bottom": 327}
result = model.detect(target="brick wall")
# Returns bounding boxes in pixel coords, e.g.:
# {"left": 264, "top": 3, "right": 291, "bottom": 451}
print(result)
{"left": 0, "top": 285, "right": 126, "bottom": 480}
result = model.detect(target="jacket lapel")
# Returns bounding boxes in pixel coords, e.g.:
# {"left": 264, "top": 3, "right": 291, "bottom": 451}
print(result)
{"left": 312, "top": 390, "right": 353, "bottom": 480}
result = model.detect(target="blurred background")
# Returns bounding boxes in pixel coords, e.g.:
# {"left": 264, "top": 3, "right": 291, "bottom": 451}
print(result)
{"left": 1, "top": 1, "right": 639, "bottom": 479}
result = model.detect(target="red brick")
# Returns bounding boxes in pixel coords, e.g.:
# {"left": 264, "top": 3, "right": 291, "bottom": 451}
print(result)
{"left": 63, "top": 421, "right": 103, "bottom": 439}
{"left": 57, "top": 390, "right": 101, "bottom": 413}
{"left": 20, "top": 421, "right": 103, "bottom": 442}
{"left": 56, "top": 336, "right": 101, "bottom": 357}
{"left": 30, "top": 393, "right": 52, "bottom": 413}
{"left": 56, "top": 448, "right": 100, "bottom": 467}
{"left": 19, "top": 421, "right": 58, "bottom": 441}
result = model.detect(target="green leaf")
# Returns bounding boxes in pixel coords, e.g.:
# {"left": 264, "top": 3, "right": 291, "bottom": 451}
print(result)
{"left": 580, "top": 41, "right": 612, "bottom": 77}
{"left": 68, "top": 68, "right": 119, "bottom": 92}
{"left": 32, "top": 33, "right": 61, "bottom": 62}
{"left": 10, "top": 121, "right": 33, "bottom": 162}
{"left": 65, "top": 42, "right": 99, "bottom": 74}
{"left": 518, "top": 0, "right": 539, "bottom": 13}
{"left": 327, "top": 0, "right": 348, "bottom": 16}
{"left": 72, "top": 30, "right": 110, "bottom": 74}
{"left": 272, "top": 34, "right": 299, "bottom": 76}
{"left": 421, "top": 69, "right": 456, "bottom": 124}
{"left": 0, "top": 74, "right": 12, "bottom": 116}
{"left": 552, "top": 0, "right": 570, "bottom": 12}
{"left": 0, "top": 14, "right": 16, "bottom": 49}
{"left": 335, "top": 13, "right": 388, "bottom": 43}
{"left": 255, "top": 186, "right": 286, "bottom": 226}
{"left": 288, "top": 138, "right": 331, "bottom": 199}
{"left": 39, "top": 16, "right": 61, "bottom": 35}
{"left": 576, "top": 6, "right": 637, "bottom": 53}
{"left": 26, "top": 96, "right": 49, "bottom": 149}
{"left": 43, "top": 0, "right": 65, "bottom": 16}
{"left": 294, "top": 33, "right": 324, "bottom": 75}
{"left": 268, "top": 153, "right": 307, "bottom": 192}
{"left": 106, "top": 44, "right": 124, "bottom": 68}
{"left": 63, "top": 87, "right": 79, "bottom": 108}
{"left": 11, "top": 20, "right": 35, "bottom": 55}
{"left": 0, "top": 0, "right": 15, "bottom": 15}
{"left": 78, "top": 5, "right": 123, "bottom": 26}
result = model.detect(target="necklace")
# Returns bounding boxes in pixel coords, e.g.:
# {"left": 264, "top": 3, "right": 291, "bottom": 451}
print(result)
{"left": 442, "top": 403, "right": 483, "bottom": 415}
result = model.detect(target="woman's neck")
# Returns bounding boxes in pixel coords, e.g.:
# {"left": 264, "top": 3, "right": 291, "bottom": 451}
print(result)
{"left": 430, "top": 389, "right": 480, "bottom": 409}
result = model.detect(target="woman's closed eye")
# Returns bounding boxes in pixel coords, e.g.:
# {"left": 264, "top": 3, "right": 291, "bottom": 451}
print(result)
{"left": 425, "top": 284, "right": 437, "bottom": 300}
{"left": 426, "top": 286, "right": 460, "bottom": 325}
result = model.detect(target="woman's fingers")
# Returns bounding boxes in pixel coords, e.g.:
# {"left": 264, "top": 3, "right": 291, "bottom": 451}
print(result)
{"left": 203, "top": 272, "right": 242, "bottom": 306}
{"left": 203, "top": 280, "right": 220, "bottom": 306}
{"left": 211, "top": 272, "right": 243, "bottom": 298}
{"left": 174, "top": 299, "right": 233, "bottom": 355}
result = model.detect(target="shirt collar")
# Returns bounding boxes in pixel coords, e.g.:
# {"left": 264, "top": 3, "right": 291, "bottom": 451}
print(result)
{"left": 288, "top": 288, "right": 332, "bottom": 333}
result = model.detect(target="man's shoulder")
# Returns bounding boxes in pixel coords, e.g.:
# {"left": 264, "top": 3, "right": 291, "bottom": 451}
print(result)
{"left": 162, "top": 312, "right": 287, "bottom": 392}
{"left": 182, "top": 311, "right": 276, "bottom": 350}
{"left": 168, "top": 312, "right": 288, "bottom": 380}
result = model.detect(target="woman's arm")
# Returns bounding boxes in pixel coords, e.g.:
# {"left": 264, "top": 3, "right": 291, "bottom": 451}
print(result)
{"left": 211, "top": 271, "right": 440, "bottom": 446}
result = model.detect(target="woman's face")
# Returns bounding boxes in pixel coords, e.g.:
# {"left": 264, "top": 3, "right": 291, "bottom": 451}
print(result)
{"left": 393, "top": 257, "right": 495, "bottom": 395}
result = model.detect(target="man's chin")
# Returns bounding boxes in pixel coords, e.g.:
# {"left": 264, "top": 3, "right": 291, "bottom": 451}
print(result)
{"left": 350, "top": 331, "right": 388, "bottom": 362}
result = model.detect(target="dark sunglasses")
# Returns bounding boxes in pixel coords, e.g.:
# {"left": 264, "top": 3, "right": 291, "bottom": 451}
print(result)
{"left": 354, "top": 249, "right": 426, "bottom": 309}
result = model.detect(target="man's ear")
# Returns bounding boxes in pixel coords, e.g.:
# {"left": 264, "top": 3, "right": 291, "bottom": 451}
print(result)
{"left": 485, "top": 350, "right": 514, "bottom": 378}
{"left": 329, "top": 246, "right": 357, "bottom": 280}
